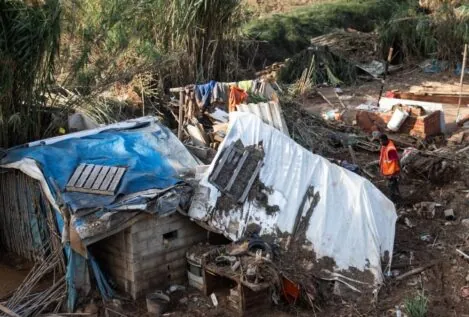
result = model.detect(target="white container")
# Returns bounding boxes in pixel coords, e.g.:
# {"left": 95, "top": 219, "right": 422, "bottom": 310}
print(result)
{"left": 387, "top": 108, "right": 409, "bottom": 132}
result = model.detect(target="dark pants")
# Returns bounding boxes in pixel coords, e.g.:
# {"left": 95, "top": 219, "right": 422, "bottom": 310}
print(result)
{"left": 387, "top": 175, "right": 401, "bottom": 201}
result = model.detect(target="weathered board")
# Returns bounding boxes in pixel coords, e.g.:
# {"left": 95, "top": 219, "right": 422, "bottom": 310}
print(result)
{"left": 209, "top": 140, "right": 263, "bottom": 203}
{"left": 66, "top": 163, "right": 126, "bottom": 195}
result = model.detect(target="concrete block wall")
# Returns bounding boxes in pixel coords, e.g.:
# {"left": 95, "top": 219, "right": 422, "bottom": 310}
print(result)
{"left": 93, "top": 212, "right": 207, "bottom": 299}
{"left": 92, "top": 227, "right": 135, "bottom": 295}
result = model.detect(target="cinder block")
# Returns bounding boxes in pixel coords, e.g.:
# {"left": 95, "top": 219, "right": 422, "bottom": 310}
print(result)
{"left": 92, "top": 211, "right": 208, "bottom": 300}
{"left": 136, "top": 229, "right": 155, "bottom": 241}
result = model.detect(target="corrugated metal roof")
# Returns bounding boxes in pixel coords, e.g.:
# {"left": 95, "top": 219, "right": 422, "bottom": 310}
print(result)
{"left": 237, "top": 101, "right": 289, "bottom": 136}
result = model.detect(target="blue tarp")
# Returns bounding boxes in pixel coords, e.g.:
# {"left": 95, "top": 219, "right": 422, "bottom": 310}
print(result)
{"left": 2, "top": 120, "right": 196, "bottom": 212}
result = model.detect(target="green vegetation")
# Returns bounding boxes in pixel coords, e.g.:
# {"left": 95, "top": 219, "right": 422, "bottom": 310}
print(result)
{"left": 404, "top": 291, "right": 429, "bottom": 317}
{"left": 0, "top": 0, "right": 247, "bottom": 147}
{"left": 278, "top": 47, "right": 356, "bottom": 86}
{"left": 62, "top": 0, "right": 245, "bottom": 93}
{"left": 0, "top": 0, "right": 61, "bottom": 147}
{"left": 379, "top": 3, "right": 469, "bottom": 62}
{"left": 244, "top": 0, "right": 407, "bottom": 62}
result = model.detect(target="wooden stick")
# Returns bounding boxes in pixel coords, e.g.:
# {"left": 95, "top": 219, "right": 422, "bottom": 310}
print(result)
{"left": 456, "top": 248, "right": 469, "bottom": 260}
{"left": 317, "top": 91, "right": 335, "bottom": 108}
{"left": 457, "top": 44, "right": 468, "bottom": 122}
{"left": 361, "top": 167, "right": 375, "bottom": 179}
{"left": 178, "top": 91, "right": 185, "bottom": 140}
{"left": 377, "top": 47, "right": 394, "bottom": 106}
{"left": 335, "top": 91, "right": 347, "bottom": 109}
{"left": 140, "top": 77, "right": 145, "bottom": 117}
{"left": 105, "top": 307, "right": 128, "bottom": 317}
{"left": 0, "top": 303, "right": 21, "bottom": 317}
{"left": 395, "top": 261, "right": 438, "bottom": 281}
{"left": 457, "top": 145, "right": 469, "bottom": 154}
{"left": 348, "top": 145, "right": 357, "bottom": 165}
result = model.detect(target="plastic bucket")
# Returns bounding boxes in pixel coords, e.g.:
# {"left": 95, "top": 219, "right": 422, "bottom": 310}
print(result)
{"left": 146, "top": 291, "right": 170, "bottom": 316}
{"left": 387, "top": 108, "right": 409, "bottom": 132}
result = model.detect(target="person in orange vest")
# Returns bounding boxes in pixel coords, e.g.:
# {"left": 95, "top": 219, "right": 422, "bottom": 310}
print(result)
{"left": 379, "top": 134, "right": 401, "bottom": 201}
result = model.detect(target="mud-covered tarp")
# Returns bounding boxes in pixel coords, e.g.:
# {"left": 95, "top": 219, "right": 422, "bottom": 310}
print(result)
{"left": 189, "top": 112, "right": 397, "bottom": 288}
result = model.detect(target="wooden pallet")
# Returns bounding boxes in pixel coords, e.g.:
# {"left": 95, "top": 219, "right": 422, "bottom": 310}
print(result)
{"left": 209, "top": 142, "right": 263, "bottom": 203}
{"left": 66, "top": 163, "right": 126, "bottom": 196}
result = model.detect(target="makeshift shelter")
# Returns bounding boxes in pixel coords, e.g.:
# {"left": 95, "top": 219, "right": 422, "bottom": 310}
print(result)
{"left": 189, "top": 112, "right": 397, "bottom": 293}
{"left": 0, "top": 117, "right": 206, "bottom": 312}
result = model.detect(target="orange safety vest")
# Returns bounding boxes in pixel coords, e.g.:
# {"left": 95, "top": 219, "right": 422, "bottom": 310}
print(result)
{"left": 380, "top": 140, "right": 400, "bottom": 176}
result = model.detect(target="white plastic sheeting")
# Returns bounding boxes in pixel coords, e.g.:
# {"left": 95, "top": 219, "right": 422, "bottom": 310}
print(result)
{"left": 237, "top": 101, "right": 289, "bottom": 136}
{"left": 189, "top": 112, "right": 397, "bottom": 286}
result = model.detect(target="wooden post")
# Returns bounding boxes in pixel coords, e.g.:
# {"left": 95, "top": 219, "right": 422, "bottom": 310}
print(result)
{"left": 457, "top": 44, "right": 468, "bottom": 123}
{"left": 141, "top": 77, "right": 145, "bottom": 116}
{"left": 178, "top": 91, "right": 185, "bottom": 140}
{"left": 377, "top": 47, "right": 394, "bottom": 106}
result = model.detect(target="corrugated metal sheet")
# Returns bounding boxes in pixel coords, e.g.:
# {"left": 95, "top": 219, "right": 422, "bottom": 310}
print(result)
{"left": 237, "top": 101, "right": 289, "bottom": 136}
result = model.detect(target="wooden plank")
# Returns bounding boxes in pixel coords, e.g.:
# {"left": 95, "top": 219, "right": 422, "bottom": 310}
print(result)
{"left": 238, "top": 160, "right": 263, "bottom": 203}
{"left": 75, "top": 164, "right": 94, "bottom": 188}
{"left": 66, "top": 163, "right": 86, "bottom": 187}
{"left": 84, "top": 165, "right": 103, "bottom": 189}
{"left": 92, "top": 166, "right": 110, "bottom": 190}
{"left": 100, "top": 167, "right": 118, "bottom": 191}
{"left": 209, "top": 143, "right": 234, "bottom": 182}
{"left": 169, "top": 87, "right": 185, "bottom": 93}
{"left": 107, "top": 167, "right": 126, "bottom": 192}
{"left": 225, "top": 151, "right": 249, "bottom": 191}
{"left": 395, "top": 92, "right": 469, "bottom": 105}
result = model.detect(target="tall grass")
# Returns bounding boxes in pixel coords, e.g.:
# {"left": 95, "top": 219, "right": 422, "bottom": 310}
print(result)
{"left": 0, "top": 0, "right": 61, "bottom": 148}
{"left": 379, "top": 3, "right": 469, "bottom": 62}
{"left": 62, "top": 0, "right": 245, "bottom": 92}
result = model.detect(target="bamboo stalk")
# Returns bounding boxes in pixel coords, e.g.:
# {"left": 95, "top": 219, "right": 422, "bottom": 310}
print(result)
{"left": 0, "top": 303, "right": 21, "bottom": 317}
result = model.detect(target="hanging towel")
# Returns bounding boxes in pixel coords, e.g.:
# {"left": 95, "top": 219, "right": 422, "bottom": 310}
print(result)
{"left": 195, "top": 80, "right": 217, "bottom": 112}
{"left": 229, "top": 86, "right": 248, "bottom": 113}
{"left": 237, "top": 80, "right": 256, "bottom": 93}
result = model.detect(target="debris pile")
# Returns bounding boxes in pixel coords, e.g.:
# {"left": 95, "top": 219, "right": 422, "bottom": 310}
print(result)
{"left": 168, "top": 79, "right": 283, "bottom": 162}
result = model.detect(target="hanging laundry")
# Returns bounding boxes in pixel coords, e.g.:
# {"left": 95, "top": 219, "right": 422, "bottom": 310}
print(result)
{"left": 229, "top": 86, "right": 248, "bottom": 112}
{"left": 212, "top": 82, "right": 235, "bottom": 111}
{"left": 237, "top": 80, "right": 257, "bottom": 93}
{"left": 195, "top": 80, "right": 217, "bottom": 112}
